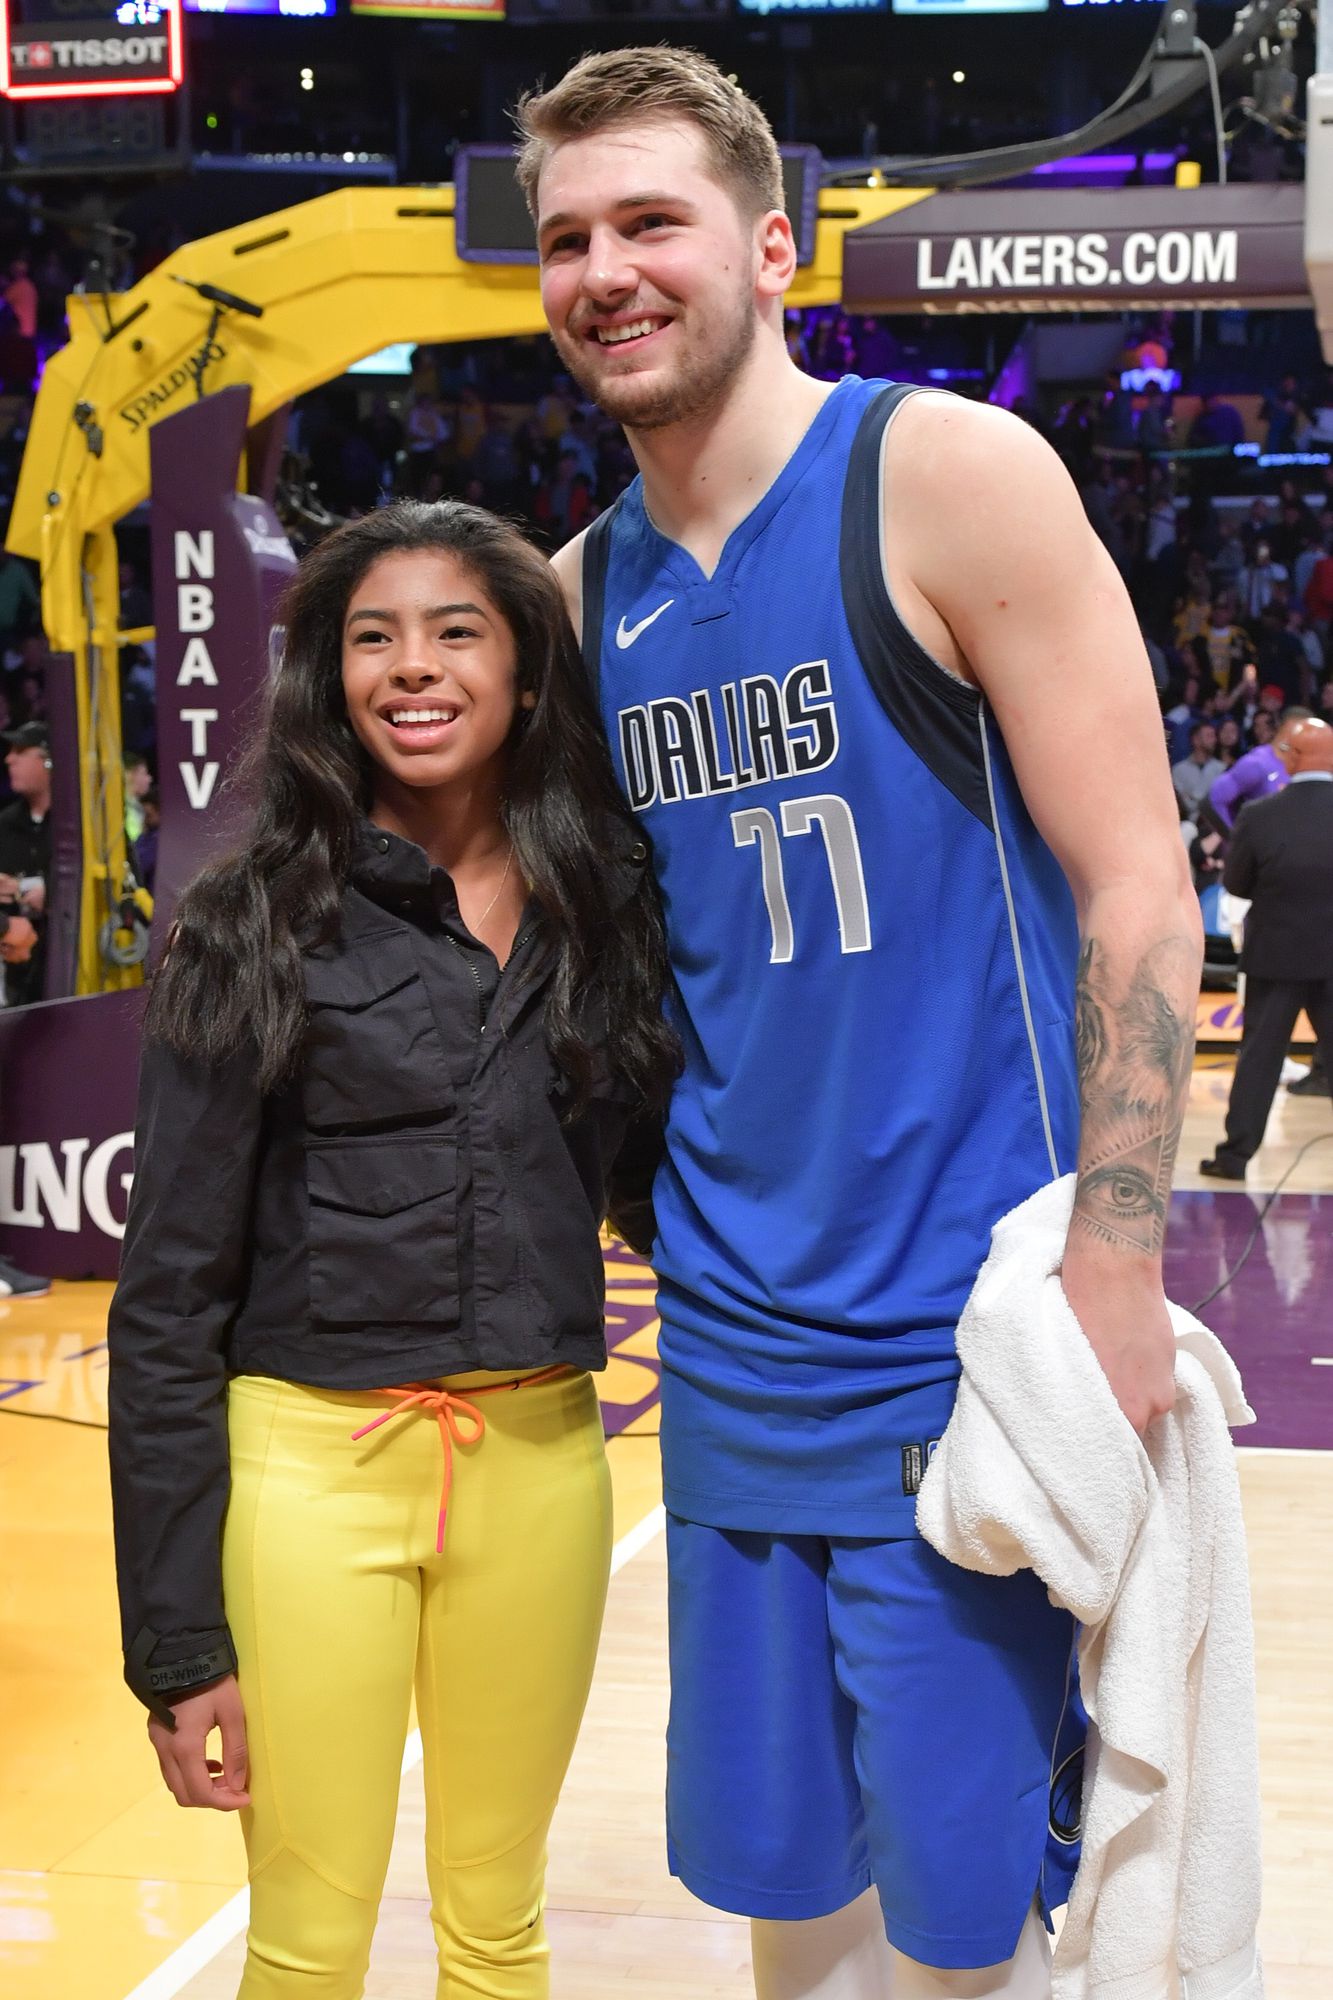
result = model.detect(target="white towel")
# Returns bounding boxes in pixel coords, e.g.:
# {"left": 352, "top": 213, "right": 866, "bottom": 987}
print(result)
{"left": 917, "top": 1174, "right": 1263, "bottom": 2000}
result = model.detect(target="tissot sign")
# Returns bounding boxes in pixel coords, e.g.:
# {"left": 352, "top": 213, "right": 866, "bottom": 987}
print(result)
{"left": 842, "top": 185, "right": 1308, "bottom": 313}
{"left": 1, "top": 0, "right": 182, "bottom": 98}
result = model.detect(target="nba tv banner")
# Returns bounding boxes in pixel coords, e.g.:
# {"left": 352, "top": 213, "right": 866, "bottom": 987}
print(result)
{"left": 148, "top": 382, "right": 295, "bottom": 947}
{"left": 841, "top": 184, "right": 1308, "bottom": 314}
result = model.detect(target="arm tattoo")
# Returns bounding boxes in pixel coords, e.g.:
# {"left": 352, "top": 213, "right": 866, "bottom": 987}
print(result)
{"left": 1071, "top": 935, "right": 1195, "bottom": 1257}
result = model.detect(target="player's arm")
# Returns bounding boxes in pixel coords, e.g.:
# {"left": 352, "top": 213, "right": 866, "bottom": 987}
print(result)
{"left": 1208, "top": 757, "right": 1245, "bottom": 830}
{"left": 894, "top": 400, "right": 1201, "bottom": 1432}
{"left": 551, "top": 530, "right": 588, "bottom": 648}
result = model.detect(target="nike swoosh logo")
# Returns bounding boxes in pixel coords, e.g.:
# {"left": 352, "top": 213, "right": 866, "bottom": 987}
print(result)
{"left": 615, "top": 598, "right": 675, "bottom": 649}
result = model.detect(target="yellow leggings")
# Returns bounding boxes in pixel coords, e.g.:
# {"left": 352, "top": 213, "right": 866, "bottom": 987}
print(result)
{"left": 223, "top": 1368, "right": 612, "bottom": 2000}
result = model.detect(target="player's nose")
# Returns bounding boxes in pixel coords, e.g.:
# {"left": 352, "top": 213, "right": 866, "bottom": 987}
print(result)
{"left": 582, "top": 225, "right": 637, "bottom": 303}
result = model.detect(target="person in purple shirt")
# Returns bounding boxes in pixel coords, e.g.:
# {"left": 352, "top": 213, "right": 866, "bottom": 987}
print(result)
{"left": 1208, "top": 708, "right": 1311, "bottom": 828}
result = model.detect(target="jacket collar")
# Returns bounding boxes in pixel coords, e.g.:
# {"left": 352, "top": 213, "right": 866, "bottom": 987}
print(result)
{"left": 350, "top": 819, "right": 461, "bottom": 922}
{"left": 350, "top": 815, "right": 651, "bottom": 919}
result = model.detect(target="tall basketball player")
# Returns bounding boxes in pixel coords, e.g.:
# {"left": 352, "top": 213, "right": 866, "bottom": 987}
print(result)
{"left": 518, "top": 49, "right": 1201, "bottom": 2000}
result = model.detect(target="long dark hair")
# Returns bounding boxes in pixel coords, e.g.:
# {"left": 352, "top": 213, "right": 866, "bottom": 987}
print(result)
{"left": 148, "top": 500, "right": 680, "bottom": 1110}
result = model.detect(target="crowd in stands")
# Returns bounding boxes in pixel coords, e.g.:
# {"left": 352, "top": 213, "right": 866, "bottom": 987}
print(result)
{"left": 285, "top": 312, "right": 965, "bottom": 550}
{"left": 2, "top": 203, "right": 1333, "bottom": 1003}
{"left": 1031, "top": 335, "right": 1333, "bottom": 909}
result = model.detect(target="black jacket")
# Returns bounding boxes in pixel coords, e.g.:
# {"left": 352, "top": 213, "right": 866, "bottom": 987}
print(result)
{"left": 108, "top": 821, "right": 661, "bottom": 1721}
{"left": 1223, "top": 777, "right": 1333, "bottom": 983}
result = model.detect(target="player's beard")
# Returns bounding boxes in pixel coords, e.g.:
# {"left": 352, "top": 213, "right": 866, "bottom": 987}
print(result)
{"left": 558, "top": 287, "right": 757, "bottom": 433}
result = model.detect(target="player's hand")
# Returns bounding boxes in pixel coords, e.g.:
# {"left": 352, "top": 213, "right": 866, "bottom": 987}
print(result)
{"left": 1060, "top": 1263, "right": 1176, "bottom": 1436}
{"left": 0, "top": 915, "right": 37, "bottom": 963}
{"left": 0, "top": 873, "right": 19, "bottom": 902}
{"left": 147, "top": 1674, "right": 251, "bottom": 1810}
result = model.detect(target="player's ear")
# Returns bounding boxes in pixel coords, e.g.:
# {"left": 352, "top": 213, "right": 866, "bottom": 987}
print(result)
{"left": 755, "top": 210, "right": 797, "bottom": 301}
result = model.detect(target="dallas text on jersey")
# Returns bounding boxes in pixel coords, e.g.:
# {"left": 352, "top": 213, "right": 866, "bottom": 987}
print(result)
{"left": 617, "top": 660, "right": 840, "bottom": 811}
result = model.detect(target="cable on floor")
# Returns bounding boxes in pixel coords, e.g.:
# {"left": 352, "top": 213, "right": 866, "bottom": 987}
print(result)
{"left": 1188, "top": 1131, "right": 1333, "bottom": 1313}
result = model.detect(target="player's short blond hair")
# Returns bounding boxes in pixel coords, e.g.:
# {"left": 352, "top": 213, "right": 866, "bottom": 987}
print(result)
{"left": 514, "top": 46, "right": 785, "bottom": 227}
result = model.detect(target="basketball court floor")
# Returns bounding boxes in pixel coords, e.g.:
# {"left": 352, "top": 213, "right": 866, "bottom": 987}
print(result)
{"left": 2, "top": 1057, "right": 1331, "bottom": 1999}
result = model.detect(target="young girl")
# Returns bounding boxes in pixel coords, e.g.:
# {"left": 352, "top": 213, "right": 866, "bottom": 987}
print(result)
{"left": 108, "top": 501, "right": 677, "bottom": 1999}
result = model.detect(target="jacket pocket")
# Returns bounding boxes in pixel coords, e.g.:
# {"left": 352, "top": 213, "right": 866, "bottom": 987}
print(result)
{"left": 306, "top": 1134, "right": 459, "bottom": 1326}
{"left": 303, "top": 934, "right": 454, "bottom": 1131}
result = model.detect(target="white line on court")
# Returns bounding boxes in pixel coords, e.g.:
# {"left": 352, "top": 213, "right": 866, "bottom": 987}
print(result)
{"left": 121, "top": 1503, "right": 668, "bottom": 2000}
{"left": 120, "top": 1894, "right": 252, "bottom": 2000}
{"left": 1312, "top": 1358, "right": 1333, "bottom": 1367}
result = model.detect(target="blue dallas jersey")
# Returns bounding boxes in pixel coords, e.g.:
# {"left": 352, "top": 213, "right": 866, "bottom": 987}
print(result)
{"left": 583, "top": 377, "right": 1081, "bottom": 1535}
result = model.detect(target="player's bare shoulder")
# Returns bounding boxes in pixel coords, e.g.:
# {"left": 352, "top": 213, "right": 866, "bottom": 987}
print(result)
{"left": 887, "top": 393, "right": 1074, "bottom": 522}
{"left": 550, "top": 530, "right": 588, "bottom": 648}
{"left": 886, "top": 393, "right": 1091, "bottom": 604}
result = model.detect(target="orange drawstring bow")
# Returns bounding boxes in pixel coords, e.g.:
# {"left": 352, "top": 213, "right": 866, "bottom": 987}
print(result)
{"left": 350, "top": 1367, "right": 571, "bottom": 1554}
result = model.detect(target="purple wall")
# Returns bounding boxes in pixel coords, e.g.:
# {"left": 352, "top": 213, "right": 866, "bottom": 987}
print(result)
{"left": 0, "top": 990, "right": 142, "bottom": 1278}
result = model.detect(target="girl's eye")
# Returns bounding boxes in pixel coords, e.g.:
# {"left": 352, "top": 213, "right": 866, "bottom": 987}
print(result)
{"left": 442, "top": 625, "right": 476, "bottom": 641}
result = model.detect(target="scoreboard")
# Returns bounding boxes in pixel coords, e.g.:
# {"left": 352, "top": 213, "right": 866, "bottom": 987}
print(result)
{"left": 0, "top": 0, "right": 183, "bottom": 100}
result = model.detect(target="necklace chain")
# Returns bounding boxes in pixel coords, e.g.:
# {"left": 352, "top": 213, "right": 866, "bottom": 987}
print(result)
{"left": 474, "top": 845, "right": 514, "bottom": 934}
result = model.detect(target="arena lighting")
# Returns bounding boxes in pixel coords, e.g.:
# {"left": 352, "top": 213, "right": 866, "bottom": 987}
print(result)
{"left": 1120, "top": 364, "right": 1181, "bottom": 389}
{"left": 830, "top": 0, "right": 1305, "bottom": 186}
{"left": 1232, "top": 443, "right": 1332, "bottom": 467}
{"left": 0, "top": 0, "right": 184, "bottom": 101}
{"left": 1031, "top": 149, "right": 1178, "bottom": 174}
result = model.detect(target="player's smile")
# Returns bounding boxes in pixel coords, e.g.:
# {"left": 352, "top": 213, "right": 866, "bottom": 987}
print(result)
{"left": 587, "top": 313, "right": 673, "bottom": 352}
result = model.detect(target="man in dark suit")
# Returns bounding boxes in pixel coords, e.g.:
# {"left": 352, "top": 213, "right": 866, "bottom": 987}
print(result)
{"left": 1201, "top": 716, "right": 1333, "bottom": 1178}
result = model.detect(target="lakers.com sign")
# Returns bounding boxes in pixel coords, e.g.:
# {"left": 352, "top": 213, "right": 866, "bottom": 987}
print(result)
{"left": 842, "top": 184, "right": 1308, "bottom": 313}
{"left": 915, "top": 226, "right": 1237, "bottom": 295}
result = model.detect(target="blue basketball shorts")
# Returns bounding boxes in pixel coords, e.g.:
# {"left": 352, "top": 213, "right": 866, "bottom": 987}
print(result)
{"left": 665, "top": 1518, "right": 1085, "bottom": 1971}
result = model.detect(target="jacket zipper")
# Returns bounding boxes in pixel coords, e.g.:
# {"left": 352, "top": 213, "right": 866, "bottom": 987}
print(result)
{"left": 446, "top": 935, "right": 488, "bottom": 1034}
{"left": 446, "top": 923, "right": 538, "bottom": 1038}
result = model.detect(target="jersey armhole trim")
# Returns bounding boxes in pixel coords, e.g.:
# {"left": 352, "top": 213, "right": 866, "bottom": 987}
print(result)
{"left": 979, "top": 705, "right": 1061, "bottom": 1180}
{"left": 579, "top": 503, "right": 620, "bottom": 697}
{"left": 840, "top": 382, "right": 993, "bottom": 830}
{"left": 875, "top": 389, "right": 982, "bottom": 717}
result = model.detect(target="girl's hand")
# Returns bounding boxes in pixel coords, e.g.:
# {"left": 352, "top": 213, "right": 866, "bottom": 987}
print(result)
{"left": 147, "top": 1673, "right": 251, "bottom": 1810}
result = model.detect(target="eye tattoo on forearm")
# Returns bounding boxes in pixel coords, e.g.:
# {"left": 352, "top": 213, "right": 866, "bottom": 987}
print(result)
{"left": 1072, "top": 936, "right": 1195, "bottom": 1256}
